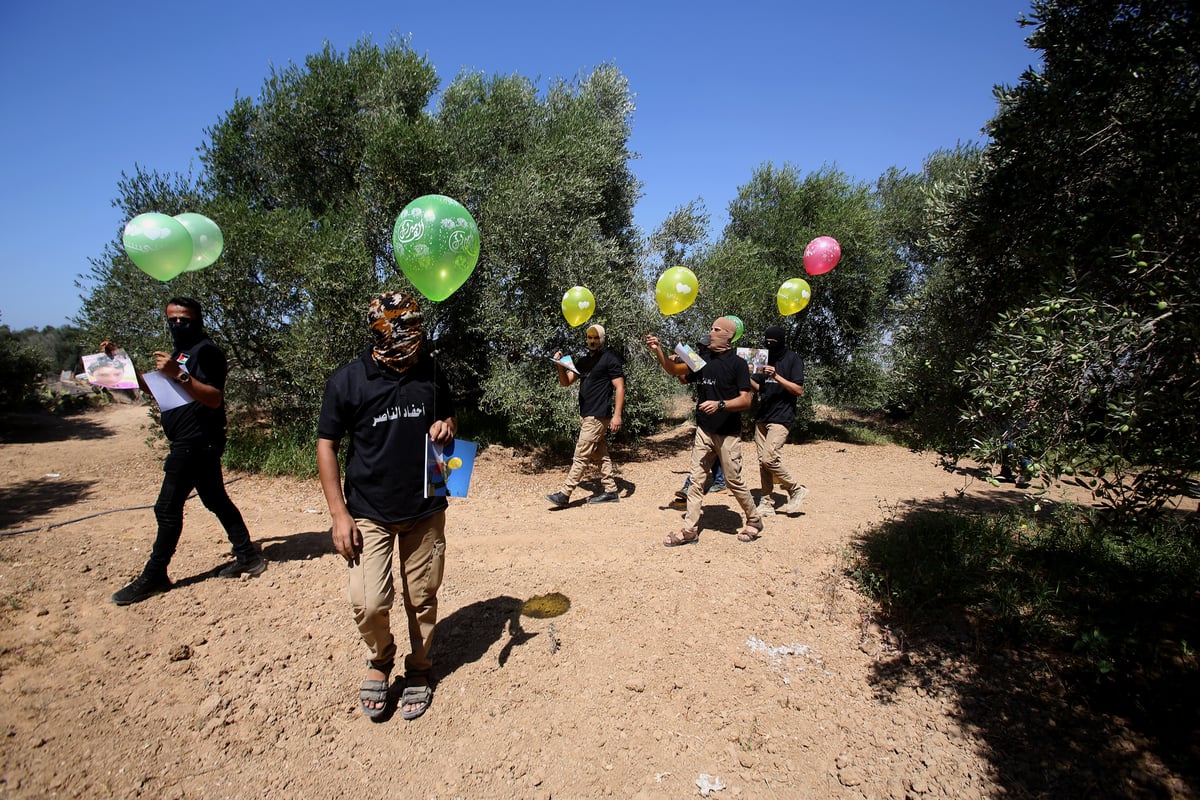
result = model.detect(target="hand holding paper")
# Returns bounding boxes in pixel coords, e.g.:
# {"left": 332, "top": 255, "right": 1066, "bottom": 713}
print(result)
{"left": 142, "top": 370, "right": 193, "bottom": 412}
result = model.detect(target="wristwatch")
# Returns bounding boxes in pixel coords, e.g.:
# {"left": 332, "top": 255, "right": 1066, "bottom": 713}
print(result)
{"left": 717, "top": 400, "right": 726, "bottom": 411}
{"left": 176, "top": 372, "right": 192, "bottom": 384}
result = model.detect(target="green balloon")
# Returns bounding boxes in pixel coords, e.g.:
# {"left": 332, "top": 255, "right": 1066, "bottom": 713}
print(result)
{"left": 174, "top": 213, "right": 224, "bottom": 271}
{"left": 123, "top": 213, "right": 193, "bottom": 282}
{"left": 393, "top": 195, "right": 481, "bottom": 302}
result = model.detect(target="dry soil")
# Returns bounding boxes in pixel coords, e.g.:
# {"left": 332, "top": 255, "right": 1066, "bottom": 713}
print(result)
{"left": 0, "top": 403, "right": 1194, "bottom": 799}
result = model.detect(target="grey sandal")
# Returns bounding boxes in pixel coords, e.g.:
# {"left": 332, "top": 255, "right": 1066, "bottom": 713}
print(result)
{"left": 400, "top": 683, "right": 433, "bottom": 721}
{"left": 359, "top": 679, "right": 390, "bottom": 719}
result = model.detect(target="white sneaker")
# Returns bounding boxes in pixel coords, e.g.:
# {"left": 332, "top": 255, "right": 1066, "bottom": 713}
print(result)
{"left": 756, "top": 497, "right": 775, "bottom": 516}
{"left": 782, "top": 486, "right": 809, "bottom": 514}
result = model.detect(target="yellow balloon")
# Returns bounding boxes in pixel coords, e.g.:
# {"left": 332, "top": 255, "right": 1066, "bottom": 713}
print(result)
{"left": 561, "top": 286, "right": 596, "bottom": 327}
{"left": 776, "top": 278, "right": 812, "bottom": 315}
{"left": 655, "top": 266, "right": 699, "bottom": 315}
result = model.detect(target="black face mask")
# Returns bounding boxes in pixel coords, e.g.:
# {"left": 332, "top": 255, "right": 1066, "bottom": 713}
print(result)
{"left": 169, "top": 319, "right": 204, "bottom": 350}
{"left": 765, "top": 339, "right": 784, "bottom": 359}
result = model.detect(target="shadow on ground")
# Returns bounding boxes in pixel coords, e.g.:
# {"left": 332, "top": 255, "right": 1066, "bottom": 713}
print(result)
{"left": 616, "top": 423, "right": 694, "bottom": 463}
{"left": 0, "top": 410, "right": 119, "bottom": 444}
{"left": 257, "top": 530, "right": 333, "bottom": 563}
{"left": 434, "top": 595, "right": 530, "bottom": 681}
{"left": 0, "top": 477, "right": 95, "bottom": 532}
{"left": 854, "top": 494, "right": 1199, "bottom": 798}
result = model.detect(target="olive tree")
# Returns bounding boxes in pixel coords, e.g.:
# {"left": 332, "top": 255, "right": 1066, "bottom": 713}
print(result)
{"left": 78, "top": 38, "right": 647, "bottom": 455}
{"left": 893, "top": 1, "right": 1200, "bottom": 518}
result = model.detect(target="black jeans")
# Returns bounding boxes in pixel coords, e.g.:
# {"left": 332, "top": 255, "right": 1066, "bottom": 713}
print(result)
{"left": 145, "top": 441, "right": 255, "bottom": 576}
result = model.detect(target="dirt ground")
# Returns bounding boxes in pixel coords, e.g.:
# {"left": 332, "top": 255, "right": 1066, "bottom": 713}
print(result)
{"left": 0, "top": 403, "right": 1195, "bottom": 799}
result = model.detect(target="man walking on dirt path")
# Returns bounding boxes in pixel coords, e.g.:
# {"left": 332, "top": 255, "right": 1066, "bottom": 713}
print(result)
{"left": 109, "top": 297, "right": 267, "bottom": 606}
{"left": 749, "top": 325, "right": 808, "bottom": 517}
{"left": 646, "top": 317, "right": 764, "bottom": 546}
{"left": 317, "top": 291, "right": 456, "bottom": 721}
{"left": 545, "top": 323, "right": 625, "bottom": 507}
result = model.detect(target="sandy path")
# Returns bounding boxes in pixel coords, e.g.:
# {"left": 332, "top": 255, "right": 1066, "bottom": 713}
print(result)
{"left": 0, "top": 403, "right": 1163, "bottom": 799}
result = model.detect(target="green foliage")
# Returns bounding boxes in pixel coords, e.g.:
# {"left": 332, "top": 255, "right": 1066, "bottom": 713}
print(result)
{"left": 434, "top": 66, "right": 653, "bottom": 445}
{"left": 694, "top": 164, "right": 909, "bottom": 407}
{"left": 804, "top": 415, "right": 904, "bottom": 448}
{"left": 78, "top": 38, "right": 645, "bottom": 463}
{"left": 225, "top": 421, "right": 318, "bottom": 477}
{"left": 0, "top": 318, "right": 95, "bottom": 413}
{"left": 880, "top": 145, "right": 986, "bottom": 431}
{"left": 0, "top": 319, "right": 87, "bottom": 411}
{"left": 960, "top": 275, "right": 1198, "bottom": 521}
{"left": 852, "top": 501, "right": 1200, "bottom": 680}
{"left": 17, "top": 325, "right": 86, "bottom": 374}
{"left": 890, "top": 2, "right": 1200, "bottom": 518}
{"left": 0, "top": 317, "right": 52, "bottom": 408}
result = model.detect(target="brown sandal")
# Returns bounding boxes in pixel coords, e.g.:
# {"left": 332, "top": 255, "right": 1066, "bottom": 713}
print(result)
{"left": 737, "top": 523, "right": 763, "bottom": 543}
{"left": 663, "top": 528, "right": 699, "bottom": 547}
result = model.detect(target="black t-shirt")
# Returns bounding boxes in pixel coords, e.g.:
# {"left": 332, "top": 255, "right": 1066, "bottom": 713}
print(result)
{"left": 317, "top": 350, "right": 455, "bottom": 524}
{"left": 574, "top": 348, "right": 624, "bottom": 417}
{"left": 686, "top": 349, "right": 750, "bottom": 435}
{"left": 160, "top": 339, "right": 228, "bottom": 445}
{"left": 756, "top": 350, "right": 805, "bottom": 425}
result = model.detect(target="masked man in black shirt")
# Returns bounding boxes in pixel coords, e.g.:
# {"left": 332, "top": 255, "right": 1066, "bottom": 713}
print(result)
{"left": 646, "top": 317, "right": 765, "bottom": 546}
{"left": 749, "top": 326, "right": 808, "bottom": 516}
{"left": 545, "top": 323, "right": 625, "bottom": 506}
{"left": 110, "top": 297, "right": 265, "bottom": 606}
{"left": 317, "top": 292, "right": 456, "bottom": 721}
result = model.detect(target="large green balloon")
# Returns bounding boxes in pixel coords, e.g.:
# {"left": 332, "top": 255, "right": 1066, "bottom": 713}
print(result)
{"left": 393, "top": 195, "right": 481, "bottom": 302}
{"left": 174, "top": 213, "right": 224, "bottom": 271}
{"left": 123, "top": 213, "right": 193, "bottom": 282}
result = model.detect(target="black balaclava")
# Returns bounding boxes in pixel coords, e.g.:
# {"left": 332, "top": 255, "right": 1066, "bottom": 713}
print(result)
{"left": 764, "top": 325, "right": 787, "bottom": 362}
{"left": 169, "top": 318, "right": 206, "bottom": 351}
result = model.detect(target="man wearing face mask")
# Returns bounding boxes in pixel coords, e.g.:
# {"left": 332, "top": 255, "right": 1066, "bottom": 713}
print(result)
{"left": 318, "top": 292, "right": 456, "bottom": 721}
{"left": 646, "top": 317, "right": 764, "bottom": 546}
{"left": 669, "top": 334, "right": 725, "bottom": 504}
{"left": 545, "top": 323, "right": 625, "bottom": 506}
{"left": 108, "top": 297, "right": 265, "bottom": 607}
{"left": 749, "top": 326, "right": 808, "bottom": 516}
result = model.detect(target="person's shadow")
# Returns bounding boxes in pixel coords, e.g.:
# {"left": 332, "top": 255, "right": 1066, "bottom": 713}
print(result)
{"left": 163, "top": 529, "right": 332, "bottom": 592}
{"left": 367, "top": 595, "right": 535, "bottom": 722}
{"left": 256, "top": 530, "right": 333, "bottom": 563}
{"left": 435, "top": 595, "right": 535, "bottom": 679}
{"left": 697, "top": 505, "right": 745, "bottom": 535}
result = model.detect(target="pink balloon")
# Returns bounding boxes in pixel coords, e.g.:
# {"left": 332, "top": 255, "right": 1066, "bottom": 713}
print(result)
{"left": 804, "top": 236, "right": 841, "bottom": 276}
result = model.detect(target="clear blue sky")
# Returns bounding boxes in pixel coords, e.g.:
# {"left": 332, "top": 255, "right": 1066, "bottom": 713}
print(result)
{"left": 0, "top": 0, "right": 1036, "bottom": 331}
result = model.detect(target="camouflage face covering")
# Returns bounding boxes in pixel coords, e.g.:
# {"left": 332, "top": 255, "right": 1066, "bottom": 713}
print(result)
{"left": 368, "top": 292, "right": 424, "bottom": 374}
